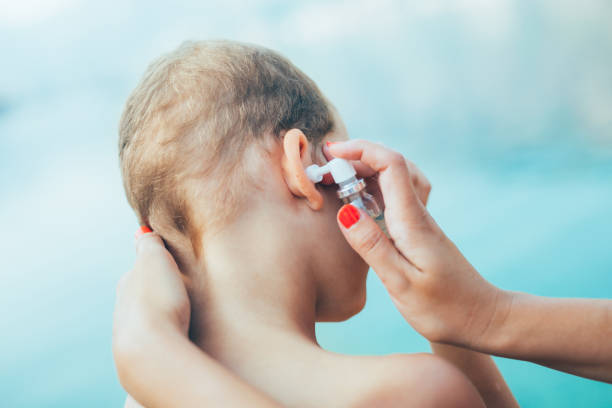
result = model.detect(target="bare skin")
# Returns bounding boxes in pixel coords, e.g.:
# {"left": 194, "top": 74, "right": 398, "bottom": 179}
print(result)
{"left": 321, "top": 141, "right": 517, "bottom": 408}
{"left": 115, "top": 135, "right": 612, "bottom": 407}
{"left": 115, "top": 232, "right": 484, "bottom": 408}
{"left": 328, "top": 139, "right": 612, "bottom": 384}
{"left": 114, "top": 123, "right": 514, "bottom": 406}
{"left": 114, "top": 232, "right": 281, "bottom": 408}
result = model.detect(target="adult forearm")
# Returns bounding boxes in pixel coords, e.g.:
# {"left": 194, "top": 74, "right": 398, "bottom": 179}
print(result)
{"left": 474, "top": 291, "right": 612, "bottom": 383}
{"left": 116, "top": 328, "right": 281, "bottom": 408}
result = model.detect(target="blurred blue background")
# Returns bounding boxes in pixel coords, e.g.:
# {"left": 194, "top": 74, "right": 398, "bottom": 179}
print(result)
{"left": 1, "top": 0, "right": 611, "bottom": 406}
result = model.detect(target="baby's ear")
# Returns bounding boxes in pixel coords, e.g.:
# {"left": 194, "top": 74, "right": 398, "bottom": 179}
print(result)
{"left": 281, "top": 129, "right": 323, "bottom": 210}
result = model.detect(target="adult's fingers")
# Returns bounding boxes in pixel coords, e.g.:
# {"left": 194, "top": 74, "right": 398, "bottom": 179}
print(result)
{"left": 405, "top": 159, "right": 432, "bottom": 206}
{"left": 328, "top": 140, "right": 434, "bottom": 237}
{"left": 322, "top": 143, "right": 376, "bottom": 183}
{"left": 136, "top": 230, "right": 193, "bottom": 294}
{"left": 134, "top": 232, "right": 181, "bottom": 275}
{"left": 135, "top": 231, "right": 165, "bottom": 254}
{"left": 325, "top": 142, "right": 431, "bottom": 206}
{"left": 337, "top": 204, "right": 414, "bottom": 295}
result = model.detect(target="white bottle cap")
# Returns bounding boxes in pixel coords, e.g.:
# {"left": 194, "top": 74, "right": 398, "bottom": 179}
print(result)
{"left": 327, "top": 158, "right": 356, "bottom": 184}
{"left": 306, "top": 158, "right": 356, "bottom": 184}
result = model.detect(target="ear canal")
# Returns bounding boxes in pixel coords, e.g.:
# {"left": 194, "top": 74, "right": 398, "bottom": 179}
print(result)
{"left": 298, "top": 137, "right": 307, "bottom": 158}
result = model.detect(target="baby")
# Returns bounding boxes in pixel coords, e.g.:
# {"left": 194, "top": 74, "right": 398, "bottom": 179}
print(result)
{"left": 118, "top": 40, "right": 511, "bottom": 407}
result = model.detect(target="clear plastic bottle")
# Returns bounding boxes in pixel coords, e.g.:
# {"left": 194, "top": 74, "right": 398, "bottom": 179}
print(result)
{"left": 306, "top": 158, "right": 388, "bottom": 236}
{"left": 336, "top": 176, "right": 388, "bottom": 236}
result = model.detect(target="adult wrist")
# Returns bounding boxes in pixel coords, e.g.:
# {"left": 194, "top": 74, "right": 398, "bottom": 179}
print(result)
{"left": 470, "top": 288, "right": 518, "bottom": 354}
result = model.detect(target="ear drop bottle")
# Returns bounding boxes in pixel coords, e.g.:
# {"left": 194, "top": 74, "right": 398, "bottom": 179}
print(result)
{"left": 306, "top": 158, "right": 388, "bottom": 236}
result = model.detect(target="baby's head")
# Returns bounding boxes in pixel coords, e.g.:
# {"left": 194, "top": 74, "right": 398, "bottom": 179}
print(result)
{"left": 119, "top": 40, "right": 368, "bottom": 321}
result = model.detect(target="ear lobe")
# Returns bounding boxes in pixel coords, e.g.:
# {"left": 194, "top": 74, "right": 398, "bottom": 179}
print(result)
{"left": 281, "top": 129, "right": 324, "bottom": 210}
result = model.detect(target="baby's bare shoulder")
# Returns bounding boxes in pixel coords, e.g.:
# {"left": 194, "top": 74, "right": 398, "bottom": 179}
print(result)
{"left": 338, "top": 353, "right": 484, "bottom": 408}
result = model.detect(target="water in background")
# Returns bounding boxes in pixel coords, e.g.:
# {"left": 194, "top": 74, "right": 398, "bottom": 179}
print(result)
{"left": 1, "top": 1, "right": 611, "bottom": 406}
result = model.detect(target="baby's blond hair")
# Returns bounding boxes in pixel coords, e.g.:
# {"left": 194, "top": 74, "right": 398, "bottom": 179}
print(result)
{"left": 119, "top": 40, "right": 334, "bottom": 258}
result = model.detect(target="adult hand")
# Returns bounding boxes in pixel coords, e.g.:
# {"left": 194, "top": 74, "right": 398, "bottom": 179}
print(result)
{"left": 113, "top": 229, "right": 282, "bottom": 407}
{"left": 113, "top": 229, "right": 191, "bottom": 350}
{"left": 327, "top": 140, "right": 507, "bottom": 348}
{"left": 327, "top": 140, "right": 612, "bottom": 384}
{"left": 325, "top": 141, "right": 520, "bottom": 406}
{"left": 113, "top": 229, "right": 191, "bottom": 406}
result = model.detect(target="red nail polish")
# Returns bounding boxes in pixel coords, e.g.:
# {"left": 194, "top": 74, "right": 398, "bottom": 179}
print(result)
{"left": 338, "top": 204, "right": 360, "bottom": 229}
{"left": 134, "top": 225, "right": 152, "bottom": 239}
{"left": 326, "top": 141, "right": 338, "bottom": 147}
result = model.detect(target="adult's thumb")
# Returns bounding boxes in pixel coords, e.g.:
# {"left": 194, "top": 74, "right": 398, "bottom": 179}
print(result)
{"left": 337, "top": 204, "right": 411, "bottom": 293}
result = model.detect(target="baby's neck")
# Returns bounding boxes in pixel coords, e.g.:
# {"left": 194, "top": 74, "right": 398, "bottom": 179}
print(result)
{"left": 188, "top": 211, "right": 322, "bottom": 383}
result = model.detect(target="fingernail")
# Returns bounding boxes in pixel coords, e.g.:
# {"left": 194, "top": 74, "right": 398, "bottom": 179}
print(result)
{"left": 134, "top": 225, "right": 152, "bottom": 240}
{"left": 338, "top": 204, "right": 360, "bottom": 229}
{"left": 326, "top": 141, "right": 338, "bottom": 147}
